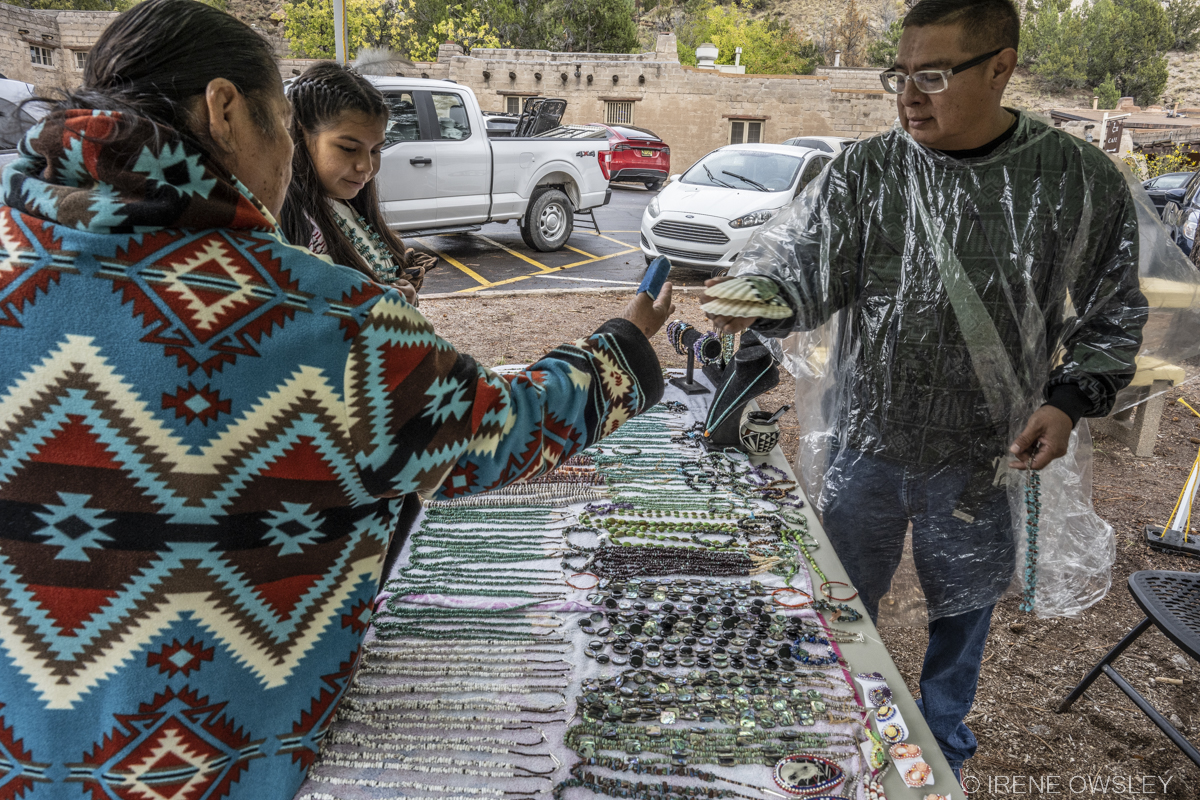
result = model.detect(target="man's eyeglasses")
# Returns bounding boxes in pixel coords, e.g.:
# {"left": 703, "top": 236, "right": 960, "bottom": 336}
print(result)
{"left": 879, "top": 49, "right": 1004, "bottom": 95}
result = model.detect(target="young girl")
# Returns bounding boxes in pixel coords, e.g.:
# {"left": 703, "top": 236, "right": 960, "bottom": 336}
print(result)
{"left": 281, "top": 62, "right": 433, "bottom": 302}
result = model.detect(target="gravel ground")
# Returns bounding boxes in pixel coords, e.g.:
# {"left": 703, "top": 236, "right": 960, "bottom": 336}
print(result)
{"left": 421, "top": 289, "right": 1199, "bottom": 799}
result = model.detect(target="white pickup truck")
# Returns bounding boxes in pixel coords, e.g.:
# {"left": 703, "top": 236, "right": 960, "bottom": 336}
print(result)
{"left": 366, "top": 77, "right": 612, "bottom": 251}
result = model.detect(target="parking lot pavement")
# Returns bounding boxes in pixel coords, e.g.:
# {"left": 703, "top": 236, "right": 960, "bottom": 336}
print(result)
{"left": 414, "top": 184, "right": 709, "bottom": 295}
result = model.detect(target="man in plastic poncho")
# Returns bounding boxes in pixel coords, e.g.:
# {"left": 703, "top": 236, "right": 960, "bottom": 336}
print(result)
{"left": 704, "top": 0, "right": 1147, "bottom": 781}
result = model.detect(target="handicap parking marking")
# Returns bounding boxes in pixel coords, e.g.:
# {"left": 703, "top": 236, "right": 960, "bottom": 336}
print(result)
{"left": 456, "top": 246, "right": 640, "bottom": 293}
{"left": 412, "top": 186, "right": 657, "bottom": 294}
{"left": 563, "top": 244, "right": 598, "bottom": 259}
{"left": 473, "top": 234, "right": 556, "bottom": 273}
{"left": 414, "top": 237, "right": 493, "bottom": 288}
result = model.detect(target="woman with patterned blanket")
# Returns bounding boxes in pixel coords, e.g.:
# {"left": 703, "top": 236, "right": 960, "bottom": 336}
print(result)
{"left": 0, "top": 1, "right": 673, "bottom": 797}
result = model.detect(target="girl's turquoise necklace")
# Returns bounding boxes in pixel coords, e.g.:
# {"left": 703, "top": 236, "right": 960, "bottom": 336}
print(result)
{"left": 332, "top": 201, "right": 400, "bottom": 282}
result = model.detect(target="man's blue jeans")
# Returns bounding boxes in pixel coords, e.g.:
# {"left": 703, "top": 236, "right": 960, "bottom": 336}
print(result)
{"left": 822, "top": 450, "right": 1016, "bottom": 770}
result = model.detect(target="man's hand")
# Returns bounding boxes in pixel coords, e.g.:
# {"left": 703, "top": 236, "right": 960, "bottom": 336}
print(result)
{"left": 701, "top": 276, "right": 759, "bottom": 335}
{"left": 622, "top": 282, "right": 675, "bottom": 338}
{"left": 1009, "top": 405, "right": 1074, "bottom": 470}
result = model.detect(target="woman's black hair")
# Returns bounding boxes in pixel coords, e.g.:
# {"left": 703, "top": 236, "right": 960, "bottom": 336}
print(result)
{"left": 46, "top": 0, "right": 281, "bottom": 140}
{"left": 279, "top": 62, "right": 409, "bottom": 280}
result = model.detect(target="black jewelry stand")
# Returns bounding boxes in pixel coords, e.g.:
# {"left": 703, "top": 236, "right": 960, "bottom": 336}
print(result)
{"left": 670, "top": 348, "right": 709, "bottom": 395}
{"left": 703, "top": 345, "right": 780, "bottom": 449}
{"left": 669, "top": 325, "right": 721, "bottom": 395}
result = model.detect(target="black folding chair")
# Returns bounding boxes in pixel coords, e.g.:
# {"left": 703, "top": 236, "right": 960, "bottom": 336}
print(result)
{"left": 1057, "top": 571, "right": 1200, "bottom": 767}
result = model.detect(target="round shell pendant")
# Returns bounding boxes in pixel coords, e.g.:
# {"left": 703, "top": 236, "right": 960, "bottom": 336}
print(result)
{"left": 772, "top": 754, "right": 845, "bottom": 797}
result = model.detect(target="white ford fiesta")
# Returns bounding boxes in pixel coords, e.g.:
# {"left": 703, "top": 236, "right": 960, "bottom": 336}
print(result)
{"left": 639, "top": 143, "right": 834, "bottom": 274}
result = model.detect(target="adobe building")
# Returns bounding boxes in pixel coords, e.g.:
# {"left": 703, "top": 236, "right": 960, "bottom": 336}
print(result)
{"left": 0, "top": 3, "right": 116, "bottom": 89}
{"left": 379, "top": 33, "right": 898, "bottom": 171}
{"left": 0, "top": 0, "right": 898, "bottom": 173}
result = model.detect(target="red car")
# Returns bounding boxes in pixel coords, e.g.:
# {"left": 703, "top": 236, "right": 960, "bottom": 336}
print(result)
{"left": 542, "top": 123, "right": 671, "bottom": 190}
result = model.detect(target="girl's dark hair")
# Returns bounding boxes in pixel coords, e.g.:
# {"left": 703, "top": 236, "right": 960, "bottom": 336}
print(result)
{"left": 53, "top": 0, "right": 281, "bottom": 138}
{"left": 279, "top": 62, "right": 408, "bottom": 280}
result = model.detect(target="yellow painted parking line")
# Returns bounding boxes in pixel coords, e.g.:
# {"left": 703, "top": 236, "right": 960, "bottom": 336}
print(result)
{"left": 473, "top": 234, "right": 554, "bottom": 273}
{"left": 563, "top": 244, "right": 597, "bottom": 259}
{"left": 582, "top": 232, "right": 641, "bottom": 249}
{"left": 560, "top": 247, "right": 638, "bottom": 270}
{"left": 453, "top": 247, "right": 640, "bottom": 294}
{"left": 415, "top": 237, "right": 492, "bottom": 287}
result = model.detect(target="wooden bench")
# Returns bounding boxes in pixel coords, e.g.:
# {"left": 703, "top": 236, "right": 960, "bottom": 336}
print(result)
{"left": 1092, "top": 355, "right": 1186, "bottom": 457}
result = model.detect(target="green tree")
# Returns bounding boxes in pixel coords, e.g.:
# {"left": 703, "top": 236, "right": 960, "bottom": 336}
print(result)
{"left": 1095, "top": 73, "right": 1120, "bottom": 108}
{"left": 1022, "top": 0, "right": 1170, "bottom": 105}
{"left": 398, "top": 2, "right": 502, "bottom": 58}
{"left": 1019, "top": 0, "right": 1086, "bottom": 89}
{"left": 677, "top": 2, "right": 818, "bottom": 74}
{"left": 483, "top": 0, "right": 556, "bottom": 50}
{"left": 1165, "top": 0, "right": 1200, "bottom": 51}
{"left": 554, "top": 0, "right": 639, "bottom": 52}
{"left": 866, "top": 19, "right": 902, "bottom": 67}
{"left": 1083, "top": 0, "right": 1171, "bottom": 105}
{"left": 284, "top": 0, "right": 404, "bottom": 58}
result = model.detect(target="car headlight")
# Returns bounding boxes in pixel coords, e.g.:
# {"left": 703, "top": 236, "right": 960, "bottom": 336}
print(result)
{"left": 647, "top": 196, "right": 661, "bottom": 218}
{"left": 729, "top": 209, "right": 778, "bottom": 229}
{"left": 1185, "top": 210, "right": 1199, "bottom": 241}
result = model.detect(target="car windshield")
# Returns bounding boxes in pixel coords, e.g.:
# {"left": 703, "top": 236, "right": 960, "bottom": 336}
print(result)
{"left": 682, "top": 150, "right": 803, "bottom": 192}
{"left": 1158, "top": 172, "right": 1194, "bottom": 190}
{"left": 787, "top": 138, "right": 834, "bottom": 152}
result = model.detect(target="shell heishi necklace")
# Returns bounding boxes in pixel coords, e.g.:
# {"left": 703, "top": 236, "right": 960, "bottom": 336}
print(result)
{"left": 325, "top": 730, "right": 550, "bottom": 757}
{"left": 313, "top": 753, "right": 554, "bottom": 779}
{"left": 334, "top": 709, "right": 557, "bottom": 728}
{"left": 306, "top": 774, "right": 505, "bottom": 795}
{"left": 340, "top": 696, "right": 564, "bottom": 713}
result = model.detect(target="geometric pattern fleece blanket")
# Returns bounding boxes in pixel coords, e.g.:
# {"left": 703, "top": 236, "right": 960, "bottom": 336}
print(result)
{"left": 0, "top": 109, "right": 662, "bottom": 800}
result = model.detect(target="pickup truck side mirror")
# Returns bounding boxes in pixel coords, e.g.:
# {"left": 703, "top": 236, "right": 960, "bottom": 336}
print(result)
{"left": 1166, "top": 187, "right": 1187, "bottom": 205}
{"left": 669, "top": 174, "right": 681, "bottom": 183}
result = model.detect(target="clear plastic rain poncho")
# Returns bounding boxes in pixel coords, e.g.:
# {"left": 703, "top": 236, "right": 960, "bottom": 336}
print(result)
{"left": 733, "top": 113, "right": 1200, "bottom": 622}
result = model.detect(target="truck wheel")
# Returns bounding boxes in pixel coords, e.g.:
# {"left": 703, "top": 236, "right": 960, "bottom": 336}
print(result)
{"left": 520, "top": 189, "right": 573, "bottom": 251}
{"left": 520, "top": 223, "right": 537, "bottom": 250}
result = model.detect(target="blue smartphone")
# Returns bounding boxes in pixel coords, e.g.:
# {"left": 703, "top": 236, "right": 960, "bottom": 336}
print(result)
{"left": 639, "top": 256, "right": 671, "bottom": 299}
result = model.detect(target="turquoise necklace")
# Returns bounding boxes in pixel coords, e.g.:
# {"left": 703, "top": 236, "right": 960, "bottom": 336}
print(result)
{"left": 332, "top": 201, "right": 400, "bottom": 282}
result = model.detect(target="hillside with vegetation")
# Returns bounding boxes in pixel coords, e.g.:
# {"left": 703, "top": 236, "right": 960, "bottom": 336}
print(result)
{"left": 11, "top": 0, "right": 1200, "bottom": 111}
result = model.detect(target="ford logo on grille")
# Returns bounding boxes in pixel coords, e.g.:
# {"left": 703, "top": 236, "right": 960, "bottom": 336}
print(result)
{"left": 685, "top": 215, "right": 694, "bottom": 219}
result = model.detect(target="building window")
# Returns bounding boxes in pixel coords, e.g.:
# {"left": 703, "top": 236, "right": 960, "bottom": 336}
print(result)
{"left": 605, "top": 101, "right": 634, "bottom": 125}
{"left": 74, "top": 50, "right": 87, "bottom": 70}
{"left": 506, "top": 95, "right": 522, "bottom": 114}
{"left": 730, "top": 120, "right": 763, "bottom": 145}
{"left": 29, "top": 45, "right": 53, "bottom": 67}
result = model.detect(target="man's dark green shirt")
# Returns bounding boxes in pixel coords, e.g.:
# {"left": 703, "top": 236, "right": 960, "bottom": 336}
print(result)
{"left": 744, "top": 112, "right": 1148, "bottom": 467}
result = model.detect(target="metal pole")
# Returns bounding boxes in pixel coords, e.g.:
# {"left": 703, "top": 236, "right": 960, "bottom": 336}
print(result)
{"left": 333, "top": 0, "right": 347, "bottom": 64}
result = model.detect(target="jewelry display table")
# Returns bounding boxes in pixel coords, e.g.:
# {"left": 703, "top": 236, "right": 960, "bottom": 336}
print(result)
{"left": 292, "top": 369, "right": 963, "bottom": 800}
{"left": 761, "top": 424, "right": 963, "bottom": 800}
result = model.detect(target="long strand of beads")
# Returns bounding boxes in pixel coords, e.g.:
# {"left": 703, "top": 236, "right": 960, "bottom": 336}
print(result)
{"left": 306, "top": 775, "right": 505, "bottom": 796}
{"left": 314, "top": 753, "right": 554, "bottom": 779}
{"left": 1020, "top": 468, "right": 1041, "bottom": 613}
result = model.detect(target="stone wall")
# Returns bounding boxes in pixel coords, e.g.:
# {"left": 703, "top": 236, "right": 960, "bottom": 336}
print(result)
{"left": 0, "top": 4, "right": 116, "bottom": 91}
{"left": 816, "top": 65, "right": 887, "bottom": 90}
{"left": 253, "top": 35, "right": 904, "bottom": 172}
{"left": 434, "top": 37, "right": 898, "bottom": 171}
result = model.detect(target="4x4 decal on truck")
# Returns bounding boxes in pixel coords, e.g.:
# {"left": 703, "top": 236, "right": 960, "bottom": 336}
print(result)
{"left": 575, "top": 151, "right": 596, "bottom": 157}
